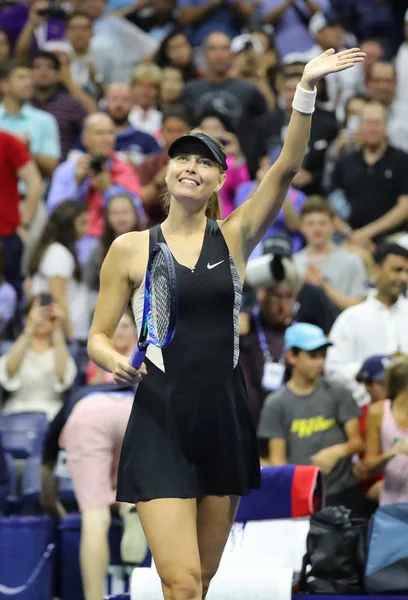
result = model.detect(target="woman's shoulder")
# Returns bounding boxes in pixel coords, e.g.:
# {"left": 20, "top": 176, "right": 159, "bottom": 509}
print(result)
{"left": 107, "top": 230, "right": 150, "bottom": 287}
{"left": 112, "top": 230, "right": 149, "bottom": 254}
{"left": 367, "top": 400, "right": 386, "bottom": 422}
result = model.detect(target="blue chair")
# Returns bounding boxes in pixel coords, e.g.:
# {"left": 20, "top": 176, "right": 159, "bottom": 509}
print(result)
{"left": 22, "top": 455, "right": 79, "bottom": 515}
{"left": 0, "top": 412, "right": 49, "bottom": 459}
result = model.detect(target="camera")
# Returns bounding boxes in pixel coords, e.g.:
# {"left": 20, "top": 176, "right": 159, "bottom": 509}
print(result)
{"left": 37, "top": 0, "right": 67, "bottom": 19}
{"left": 245, "top": 254, "right": 300, "bottom": 290}
{"left": 89, "top": 154, "right": 107, "bottom": 174}
{"left": 245, "top": 234, "right": 300, "bottom": 290}
{"left": 40, "top": 292, "right": 53, "bottom": 307}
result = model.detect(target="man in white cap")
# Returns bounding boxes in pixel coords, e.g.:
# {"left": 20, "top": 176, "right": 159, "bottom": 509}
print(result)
{"left": 230, "top": 33, "right": 276, "bottom": 109}
{"left": 284, "top": 11, "right": 364, "bottom": 120}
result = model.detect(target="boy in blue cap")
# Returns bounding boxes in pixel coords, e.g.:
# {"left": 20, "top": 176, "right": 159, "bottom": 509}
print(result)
{"left": 258, "top": 322, "right": 375, "bottom": 515}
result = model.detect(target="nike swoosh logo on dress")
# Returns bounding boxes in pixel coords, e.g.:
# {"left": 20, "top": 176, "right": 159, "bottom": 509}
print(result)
{"left": 207, "top": 260, "right": 224, "bottom": 269}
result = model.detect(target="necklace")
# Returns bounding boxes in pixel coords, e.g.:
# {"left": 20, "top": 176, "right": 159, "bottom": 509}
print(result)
{"left": 161, "top": 224, "right": 206, "bottom": 273}
{"left": 182, "top": 246, "right": 201, "bottom": 272}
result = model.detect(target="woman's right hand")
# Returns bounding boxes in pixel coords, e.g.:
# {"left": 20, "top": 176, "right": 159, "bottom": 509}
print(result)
{"left": 108, "top": 354, "right": 147, "bottom": 385}
{"left": 76, "top": 155, "right": 91, "bottom": 185}
{"left": 393, "top": 440, "right": 408, "bottom": 456}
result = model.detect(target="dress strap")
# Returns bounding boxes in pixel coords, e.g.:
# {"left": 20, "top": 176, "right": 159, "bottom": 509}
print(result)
{"left": 207, "top": 218, "right": 220, "bottom": 236}
{"left": 149, "top": 225, "right": 163, "bottom": 252}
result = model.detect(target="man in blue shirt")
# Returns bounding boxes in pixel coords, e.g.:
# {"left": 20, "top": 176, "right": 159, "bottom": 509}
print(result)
{"left": 0, "top": 62, "right": 60, "bottom": 179}
{"left": 178, "top": 0, "right": 254, "bottom": 47}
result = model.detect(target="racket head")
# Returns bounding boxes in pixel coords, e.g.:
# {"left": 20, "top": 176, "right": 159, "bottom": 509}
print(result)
{"left": 137, "top": 242, "right": 177, "bottom": 352}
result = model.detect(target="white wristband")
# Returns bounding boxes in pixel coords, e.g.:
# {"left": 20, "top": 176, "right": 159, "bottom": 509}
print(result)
{"left": 292, "top": 83, "right": 317, "bottom": 115}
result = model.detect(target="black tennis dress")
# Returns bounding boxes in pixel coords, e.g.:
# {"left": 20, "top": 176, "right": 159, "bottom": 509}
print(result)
{"left": 116, "top": 219, "right": 261, "bottom": 503}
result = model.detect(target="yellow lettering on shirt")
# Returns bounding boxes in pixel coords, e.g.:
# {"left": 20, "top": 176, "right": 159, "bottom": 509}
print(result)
{"left": 291, "top": 416, "right": 335, "bottom": 438}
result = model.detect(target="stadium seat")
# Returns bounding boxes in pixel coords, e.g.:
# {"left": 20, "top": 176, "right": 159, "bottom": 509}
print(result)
{"left": 0, "top": 412, "right": 48, "bottom": 459}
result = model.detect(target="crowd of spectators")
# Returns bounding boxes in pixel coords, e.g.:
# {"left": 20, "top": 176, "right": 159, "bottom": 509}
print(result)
{"left": 1, "top": 0, "right": 408, "bottom": 593}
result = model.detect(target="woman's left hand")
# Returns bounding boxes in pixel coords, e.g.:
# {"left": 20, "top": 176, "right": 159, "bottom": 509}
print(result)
{"left": 302, "top": 48, "right": 366, "bottom": 88}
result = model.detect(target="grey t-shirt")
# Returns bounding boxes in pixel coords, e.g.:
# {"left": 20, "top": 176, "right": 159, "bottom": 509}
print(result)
{"left": 257, "top": 379, "right": 361, "bottom": 495}
{"left": 293, "top": 246, "right": 367, "bottom": 298}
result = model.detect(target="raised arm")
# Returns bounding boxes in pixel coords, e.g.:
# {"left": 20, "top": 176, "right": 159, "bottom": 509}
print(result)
{"left": 229, "top": 48, "right": 365, "bottom": 256}
{"left": 87, "top": 234, "right": 146, "bottom": 385}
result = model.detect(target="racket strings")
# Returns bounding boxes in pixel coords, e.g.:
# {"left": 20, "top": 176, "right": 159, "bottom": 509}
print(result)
{"left": 148, "top": 253, "right": 172, "bottom": 344}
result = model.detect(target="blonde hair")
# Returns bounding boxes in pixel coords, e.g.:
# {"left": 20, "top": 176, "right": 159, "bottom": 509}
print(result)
{"left": 163, "top": 128, "right": 225, "bottom": 220}
{"left": 130, "top": 64, "right": 162, "bottom": 87}
{"left": 385, "top": 355, "right": 408, "bottom": 401}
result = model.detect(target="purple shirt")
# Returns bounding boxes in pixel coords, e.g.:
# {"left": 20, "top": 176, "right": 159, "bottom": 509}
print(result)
{"left": 260, "top": 0, "right": 330, "bottom": 57}
{"left": 0, "top": 3, "right": 65, "bottom": 50}
{"left": 0, "top": 282, "right": 17, "bottom": 335}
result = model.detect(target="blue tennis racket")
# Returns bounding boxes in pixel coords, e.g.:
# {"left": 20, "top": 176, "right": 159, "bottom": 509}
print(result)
{"left": 130, "top": 242, "right": 178, "bottom": 369}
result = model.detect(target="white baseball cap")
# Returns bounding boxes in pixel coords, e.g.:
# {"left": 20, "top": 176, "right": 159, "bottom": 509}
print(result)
{"left": 43, "top": 40, "right": 74, "bottom": 60}
{"left": 231, "top": 34, "right": 263, "bottom": 55}
{"left": 309, "top": 11, "right": 341, "bottom": 37}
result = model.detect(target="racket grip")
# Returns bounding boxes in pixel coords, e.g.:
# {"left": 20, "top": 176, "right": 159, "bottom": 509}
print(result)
{"left": 130, "top": 347, "right": 146, "bottom": 369}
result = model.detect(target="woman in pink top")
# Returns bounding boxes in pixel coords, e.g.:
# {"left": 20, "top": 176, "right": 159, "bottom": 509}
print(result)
{"left": 198, "top": 111, "right": 250, "bottom": 218}
{"left": 86, "top": 309, "right": 136, "bottom": 383}
{"left": 60, "top": 309, "right": 147, "bottom": 600}
{"left": 364, "top": 356, "right": 408, "bottom": 506}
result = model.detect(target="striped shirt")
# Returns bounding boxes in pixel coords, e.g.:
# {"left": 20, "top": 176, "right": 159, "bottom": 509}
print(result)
{"left": 31, "top": 88, "right": 87, "bottom": 160}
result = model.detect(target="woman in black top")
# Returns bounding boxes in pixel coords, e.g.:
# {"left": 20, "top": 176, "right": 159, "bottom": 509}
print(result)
{"left": 88, "top": 49, "right": 364, "bottom": 600}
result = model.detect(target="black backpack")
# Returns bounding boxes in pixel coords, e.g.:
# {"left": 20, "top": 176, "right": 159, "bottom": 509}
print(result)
{"left": 300, "top": 506, "right": 368, "bottom": 594}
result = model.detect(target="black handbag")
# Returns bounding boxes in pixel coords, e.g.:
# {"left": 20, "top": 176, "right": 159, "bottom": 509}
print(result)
{"left": 300, "top": 505, "right": 368, "bottom": 594}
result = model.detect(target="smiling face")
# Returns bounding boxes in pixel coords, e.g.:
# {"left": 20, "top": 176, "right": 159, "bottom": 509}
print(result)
{"left": 166, "top": 146, "right": 225, "bottom": 213}
{"left": 375, "top": 253, "right": 408, "bottom": 302}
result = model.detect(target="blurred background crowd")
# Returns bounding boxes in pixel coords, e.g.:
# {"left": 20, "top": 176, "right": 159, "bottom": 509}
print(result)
{"left": 1, "top": 0, "right": 408, "bottom": 566}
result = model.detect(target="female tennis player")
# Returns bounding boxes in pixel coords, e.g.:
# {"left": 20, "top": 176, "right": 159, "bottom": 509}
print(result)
{"left": 88, "top": 48, "right": 365, "bottom": 600}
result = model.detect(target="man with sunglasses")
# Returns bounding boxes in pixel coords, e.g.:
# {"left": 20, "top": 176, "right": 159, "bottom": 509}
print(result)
{"left": 258, "top": 322, "right": 375, "bottom": 515}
